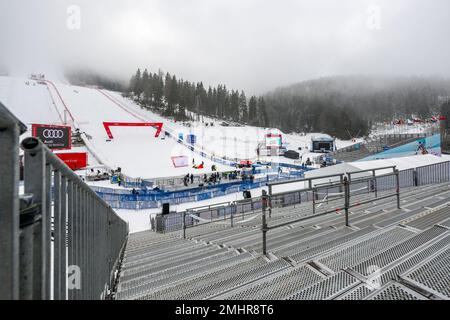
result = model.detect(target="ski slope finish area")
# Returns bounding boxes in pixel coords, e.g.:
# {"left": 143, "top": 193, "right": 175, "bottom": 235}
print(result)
{"left": 53, "top": 82, "right": 235, "bottom": 178}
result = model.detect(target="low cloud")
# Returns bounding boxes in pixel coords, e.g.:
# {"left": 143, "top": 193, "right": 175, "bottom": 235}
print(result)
{"left": 1, "top": 0, "right": 449, "bottom": 94}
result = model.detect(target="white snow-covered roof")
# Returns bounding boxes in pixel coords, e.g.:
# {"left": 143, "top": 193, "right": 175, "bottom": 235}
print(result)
{"left": 304, "top": 154, "right": 448, "bottom": 182}
{"left": 351, "top": 154, "right": 448, "bottom": 173}
{"left": 304, "top": 163, "right": 359, "bottom": 179}
{"left": 311, "top": 134, "right": 334, "bottom": 141}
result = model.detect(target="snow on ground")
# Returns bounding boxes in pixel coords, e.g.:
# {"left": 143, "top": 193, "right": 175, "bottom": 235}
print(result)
{"left": 2, "top": 75, "right": 447, "bottom": 234}
{"left": 52, "top": 83, "right": 236, "bottom": 178}
{"left": 0, "top": 76, "right": 63, "bottom": 126}
{"left": 0, "top": 75, "right": 364, "bottom": 181}
{"left": 104, "top": 90, "right": 363, "bottom": 164}
{"left": 370, "top": 123, "right": 437, "bottom": 136}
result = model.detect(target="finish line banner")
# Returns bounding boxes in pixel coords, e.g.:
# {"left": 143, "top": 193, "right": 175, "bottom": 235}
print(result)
{"left": 32, "top": 124, "right": 72, "bottom": 150}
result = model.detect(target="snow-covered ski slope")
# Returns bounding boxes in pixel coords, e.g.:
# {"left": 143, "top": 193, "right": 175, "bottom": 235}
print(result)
{"left": 0, "top": 76, "right": 62, "bottom": 125}
{"left": 0, "top": 75, "right": 361, "bottom": 180}
{"left": 105, "top": 90, "right": 363, "bottom": 161}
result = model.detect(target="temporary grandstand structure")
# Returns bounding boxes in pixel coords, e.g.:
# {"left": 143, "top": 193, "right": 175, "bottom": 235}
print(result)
{"left": 115, "top": 180, "right": 450, "bottom": 300}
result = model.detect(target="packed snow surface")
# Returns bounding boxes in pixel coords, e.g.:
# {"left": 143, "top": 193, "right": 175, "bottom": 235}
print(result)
{"left": 1, "top": 75, "right": 362, "bottom": 180}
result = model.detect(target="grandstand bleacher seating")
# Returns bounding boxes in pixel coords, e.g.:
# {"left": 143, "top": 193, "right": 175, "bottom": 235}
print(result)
{"left": 114, "top": 182, "right": 450, "bottom": 300}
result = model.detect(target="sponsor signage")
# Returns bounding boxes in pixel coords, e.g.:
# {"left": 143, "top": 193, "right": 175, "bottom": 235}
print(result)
{"left": 55, "top": 152, "right": 87, "bottom": 170}
{"left": 266, "top": 134, "right": 282, "bottom": 147}
{"left": 32, "top": 124, "right": 72, "bottom": 150}
{"left": 187, "top": 134, "right": 197, "bottom": 145}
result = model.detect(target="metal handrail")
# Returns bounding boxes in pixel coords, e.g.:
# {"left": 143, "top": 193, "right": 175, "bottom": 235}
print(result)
{"left": 260, "top": 169, "right": 401, "bottom": 255}
{"left": 0, "top": 102, "right": 27, "bottom": 300}
{"left": 0, "top": 103, "right": 129, "bottom": 300}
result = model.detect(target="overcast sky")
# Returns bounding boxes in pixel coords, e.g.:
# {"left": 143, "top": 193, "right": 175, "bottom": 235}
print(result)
{"left": 1, "top": 0, "right": 450, "bottom": 94}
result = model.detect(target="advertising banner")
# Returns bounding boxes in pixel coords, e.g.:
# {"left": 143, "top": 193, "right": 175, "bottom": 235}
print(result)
{"left": 266, "top": 134, "right": 282, "bottom": 147}
{"left": 55, "top": 152, "right": 88, "bottom": 170}
{"left": 32, "top": 124, "right": 72, "bottom": 150}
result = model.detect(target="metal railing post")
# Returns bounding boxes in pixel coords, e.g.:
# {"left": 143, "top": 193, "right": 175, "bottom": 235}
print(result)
{"left": 268, "top": 185, "right": 272, "bottom": 218}
{"left": 395, "top": 169, "right": 401, "bottom": 209}
{"left": 53, "top": 170, "right": 62, "bottom": 300}
{"left": 230, "top": 206, "right": 234, "bottom": 228}
{"left": 312, "top": 189, "right": 316, "bottom": 215}
{"left": 413, "top": 168, "right": 418, "bottom": 187}
{"left": 60, "top": 176, "right": 67, "bottom": 300}
{"left": 344, "top": 177, "right": 350, "bottom": 227}
{"left": 0, "top": 102, "right": 26, "bottom": 300}
{"left": 182, "top": 211, "right": 186, "bottom": 239}
{"left": 22, "top": 137, "right": 48, "bottom": 299}
{"left": 372, "top": 170, "right": 378, "bottom": 198}
{"left": 262, "top": 190, "right": 268, "bottom": 256}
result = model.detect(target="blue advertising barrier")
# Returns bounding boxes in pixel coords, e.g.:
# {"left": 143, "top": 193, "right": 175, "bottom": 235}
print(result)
{"left": 359, "top": 134, "right": 441, "bottom": 161}
{"left": 91, "top": 164, "right": 314, "bottom": 209}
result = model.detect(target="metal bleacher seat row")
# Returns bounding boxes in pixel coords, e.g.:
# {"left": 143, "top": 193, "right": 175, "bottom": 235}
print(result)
{"left": 114, "top": 182, "right": 450, "bottom": 300}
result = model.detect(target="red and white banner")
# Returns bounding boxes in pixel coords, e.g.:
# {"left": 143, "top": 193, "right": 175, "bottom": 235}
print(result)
{"left": 56, "top": 152, "right": 88, "bottom": 170}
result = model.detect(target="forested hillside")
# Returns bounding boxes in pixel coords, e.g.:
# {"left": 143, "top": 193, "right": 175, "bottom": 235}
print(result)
{"left": 125, "top": 69, "right": 268, "bottom": 127}
{"left": 264, "top": 75, "right": 450, "bottom": 138}
{"left": 112, "top": 70, "right": 450, "bottom": 139}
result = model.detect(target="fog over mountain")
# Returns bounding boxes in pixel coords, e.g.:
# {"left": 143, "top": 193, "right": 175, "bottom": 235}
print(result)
{"left": 1, "top": 0, "right": 450, "bottom": 94}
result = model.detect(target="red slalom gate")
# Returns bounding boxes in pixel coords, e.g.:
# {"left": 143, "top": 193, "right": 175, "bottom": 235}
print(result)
{"left": 102, "top": 122, "right": 163, "bottom": 139}
{"left": 55, "top": 152, "right": 88, "bottom": 170}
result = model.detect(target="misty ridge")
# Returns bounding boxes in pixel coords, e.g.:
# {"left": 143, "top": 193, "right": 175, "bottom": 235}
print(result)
{"left": 65, "top": 69, "right": 450, "bottom": 140}
{"left": 263, "top": 75, "right": 450, "bottom": 137}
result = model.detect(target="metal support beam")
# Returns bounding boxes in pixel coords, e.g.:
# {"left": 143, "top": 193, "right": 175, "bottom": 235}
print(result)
{"left": 344, "top": 177, "right": 350, "bottom": 227}
{"left": 0, "top": 109, "right": 22, "bottom": 300}
{"left": 395, "top": 169, "right": 401, "bottom": 209}
{"left": 22, "top": 137, "right": 47, "bottom": 299}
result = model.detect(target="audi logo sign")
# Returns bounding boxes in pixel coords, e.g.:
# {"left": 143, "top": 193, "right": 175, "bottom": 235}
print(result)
{"left": 32, "top": 124, "right": 72, "bottom": 150}
{"left": 43, "top": 129, "right": 64, "bottom": 139}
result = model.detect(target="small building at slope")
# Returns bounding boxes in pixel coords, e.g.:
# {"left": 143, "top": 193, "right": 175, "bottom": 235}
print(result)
{"left": 311, "top": 134, "right": 335, "bottom": 153}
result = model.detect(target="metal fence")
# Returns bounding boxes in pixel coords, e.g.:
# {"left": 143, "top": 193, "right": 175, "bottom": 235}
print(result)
{"left": 261, "top": 169, "right": 401, "bottom": 254}
{"left": 154, "top": 197, "right": 263, "bottom": 236}
{"left": 0, "top": 102, "right": 129, "bottom": 300}
{"left": 156, "top": 159, "right": 450, "bottom": 234}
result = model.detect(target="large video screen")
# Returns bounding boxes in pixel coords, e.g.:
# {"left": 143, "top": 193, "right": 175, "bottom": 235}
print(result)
{"left": 266, "top": 135, "right": 282, "bottom": 147}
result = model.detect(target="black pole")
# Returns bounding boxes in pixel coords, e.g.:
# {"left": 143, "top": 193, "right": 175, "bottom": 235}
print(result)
{"left": 373, "top": 170, "right": 378, "bottom": 198}
{"left": 395, "top": 169, "right": 401, "bottom": 209}
{"left": 230, "top": 207, "right": 234, "bottom": 228}
{"left": 262, "top": 190, "right": 268, "bottom": 256}
{"left": 312, "top": 189, "right": 316, "bottom": 215}
{"left": 182, "top": 211, "right": 186, "bottom": 239}
{"left": 344, "top": 177, "right": 350, "bottom": 227}
{"left": 268, "top": 185, "right": 272, "bottom": 219}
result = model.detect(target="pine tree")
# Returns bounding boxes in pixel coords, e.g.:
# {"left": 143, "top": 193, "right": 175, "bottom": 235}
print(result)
{"left": 257, "top": 97, "right": 269, "bottom": 127}
{"left": 164, "top": 73, "right": 173, "bottom": 115}
{"left": 230, "top": 90, "right": 240, "bottom": 121}
{"left": 248, "top": 96, "right": 257, "bottom": 123}
{"left": 130, "top": 68, "right": 143, "bottom": 98}
{"left": 153, "top": 72, "right": 164, "bottom": 109}
{"left": 239, "top": 91, "right": 248, "bottom": 122}
{"left": 142, "top": 69, "right": 150, "bottom": 104}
